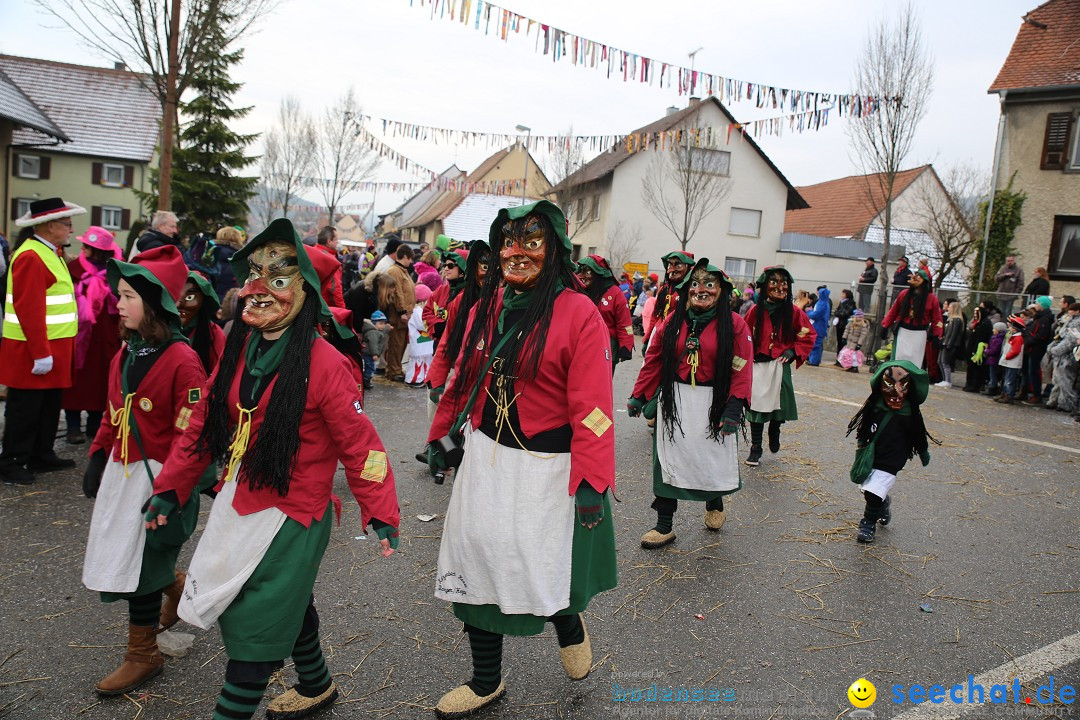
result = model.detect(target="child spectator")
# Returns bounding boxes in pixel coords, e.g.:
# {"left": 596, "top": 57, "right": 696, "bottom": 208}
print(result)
{"left": 406, "top": 284, "right": 435, "bottom": 387}
{"left": 841, "top": 309, "right": 871, "bottom": 373}
{"left": 361, "top": 310, "right": 390, "bottom": 390}
{"left": 983, "top": 322, "right": 1007, "bottom": 396}
{"left": 994, "top": 315, "right": 1026, "bottom": 404}
{"left": 1046, "top": 302, "right": 1080, "bottom": 412}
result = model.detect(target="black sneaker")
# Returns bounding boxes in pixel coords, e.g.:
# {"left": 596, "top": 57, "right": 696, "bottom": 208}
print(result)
{"left": 856, "top": 518, "right": 876, "bottom": 543}
{"left": 745, "top": 445, "right": 762, "bottom": 466}
{"left": 878, "top": 497, "right": 892, "bottom": 526}
{"left": 0, "top": 464, "right": 35, "bottom": 486}
{"left": 27, "top": 455, "right": 77, "bottom": 472}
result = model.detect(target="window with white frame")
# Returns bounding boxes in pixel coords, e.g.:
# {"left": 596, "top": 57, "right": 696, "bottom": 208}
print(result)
{"left": 729, "top": 208, "right": 762, "bottom": 237}
{"left": 102, "top": 163, "right": 125, "bottom": 187}
{"left": 681, "top": 148, "right": 731, "bottom": 176}
{"left": 1071, "top": 116, "right": 1080, "bottom": 169}
{"left": 724, "top": 257, "right": 756, "bottom": 279}
{"left": 15, "top": 198, "right": 34, "bottom": 218}
{"left": 101, "top": 206, "right": 123, "bottom": 230}
{"left": 565, "top": 201, "right": 574, "bottom": 222}
{"left": 16, "top": 155, "right": 41, "bottom": 179}
{"left": 591, "top": 195, "right": 600, "bottom": 221}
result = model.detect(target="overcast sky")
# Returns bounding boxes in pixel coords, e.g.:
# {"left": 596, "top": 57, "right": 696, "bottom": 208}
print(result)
{"left": 3, "top": 0, "right": 1029, "bottom": 217}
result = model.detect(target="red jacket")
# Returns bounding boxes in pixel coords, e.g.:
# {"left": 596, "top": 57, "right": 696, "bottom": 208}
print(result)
{"left": 744, "top": 304, "right": 817, "bottom": 366}
{"left": 428, "top": 289, "right": 615, "bottom": 496}
{"left": 153, "top": 337, "right": 399, "bottom": 530}
{"left": 882, "top": 289, "right": 944, "bottom": 338}
{"left": 427, "top": 291, "right": 466, "bottom": 390}
{"left": 633, "top": 312, "right": 753, "bottom": 402}
{"left": 422, "top": 282, "right": 455, "bottom": 344}
{"left": 595, "top": 285, "right": 634, "bottom": 354}
{"left": 90, "top": 341, "right": 208, "bottom": 465}
{"left": 0, "top": 245, "right": 75, "bottom": 389}
{"left": 311, "top": 244, "right": 345, "bottom": 308}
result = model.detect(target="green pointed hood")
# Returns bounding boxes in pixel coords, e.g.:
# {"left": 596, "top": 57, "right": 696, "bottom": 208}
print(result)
{"left": 677, "top": 257, "right": 733, "bottom": 294}
{"left": 870, "top": 359, "right": 930, "bottom": 406}
{"left": 577, "top": 254, "right": 614, "bottom": 278}
{"left": 488, "top": 200, "right": 573, "bottom": 269}
{"left": 186, "top": 270, "right": 220, "bottom": 312}
{"left": 231, "top": 218, "right": 331, "bottom": 322}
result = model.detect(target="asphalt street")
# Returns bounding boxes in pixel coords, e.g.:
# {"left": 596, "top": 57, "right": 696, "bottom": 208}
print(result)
{"left": 1, "top": 350, "right": 1078, "bottom": 720}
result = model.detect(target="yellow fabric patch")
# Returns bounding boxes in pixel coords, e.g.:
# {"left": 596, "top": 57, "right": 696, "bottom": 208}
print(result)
{"left": 732, "top": 355, "right": 747, "bottom": 372}
{"left": 360, "top": 450, "right": 388, "bottom": 483}
{"left": 624, "top": 325, "right": 634, "bottom": 335}
{"left": 175, "top": 406, "right": 192, "bottom": 430}
{"left": 581, "top": 407, "right": 612, "bottom": 438}
{"left": 798, "top": 327, "right": 810, "bottom": 337}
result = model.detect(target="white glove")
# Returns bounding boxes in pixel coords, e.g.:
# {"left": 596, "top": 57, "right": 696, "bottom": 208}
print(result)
{"left": 31, "top": 356, "right": 54, "bottom": 375}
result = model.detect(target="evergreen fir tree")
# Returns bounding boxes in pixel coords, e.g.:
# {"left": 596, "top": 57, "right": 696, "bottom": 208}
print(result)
{"left": 144, "top": 24, "right": 258, "bottom": 236}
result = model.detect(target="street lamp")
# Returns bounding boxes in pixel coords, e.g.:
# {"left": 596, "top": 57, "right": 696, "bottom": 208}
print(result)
{"left": 515, "top": 124, "right": 531, "bottom": 205}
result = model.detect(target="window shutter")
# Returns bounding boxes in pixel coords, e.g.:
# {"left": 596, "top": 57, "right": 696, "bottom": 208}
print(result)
{"left": 91, "top": 206, "right": 102, "bottom": 226}
{"left": 121, "top": 209, "right": 131, "bottom": 229}
{"left": 92, "top": 162, "right": 103, "bottom": 185}
{"left": 1041, "top": 112, "right": 1073, "bottom": 170}
{"left": 11, "top": 199, "right": 19, "bottom": 220}
{"left": 12, "top": 154, "right": 21, "bottom": 177}
{"left": 124, "top": 166, "right": 134, "bottom": 187}
{"left": 40, "top": 157, "right": 51, "bottom": 180}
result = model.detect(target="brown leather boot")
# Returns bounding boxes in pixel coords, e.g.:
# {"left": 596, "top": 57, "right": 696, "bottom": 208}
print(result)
{"left": 95, "top": 624, "right": 164, "bottom": 695}
{"left": 158, "top": 570, "right": 186, "bottom": 632}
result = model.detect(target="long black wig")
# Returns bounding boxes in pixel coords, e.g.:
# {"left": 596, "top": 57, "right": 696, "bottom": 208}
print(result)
{"left": 845, "top": 382, "right": 940, "bottom": 456}
{"left": 753, "top": 270, "right": 795, "bottom": 347}
{"left": 187, "top": 299, "right": 217, "bottom": 375}
{"left": 896, "top": 282, "right": 929, "bottom": 325}
{"left": 190, "top": 286, "right": 322, "bottom": 497}
{"left": 658, "top": 261, "right": 736, "bottom": 444}
{"left": 439, "top": 242, "right": 492, "bottom": 375}
{"left": 456, "top": 215, "right": 583, "bottom": 393}
{"left": 583, "top": 265, "right": 620, "bottom": 306}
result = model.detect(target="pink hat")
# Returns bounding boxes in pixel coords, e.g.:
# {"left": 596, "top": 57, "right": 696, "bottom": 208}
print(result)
{"left": 79, "top": 226, "right": 120, "bottom": 256}
{"left": 414, "top": 284, "right": 433, "bottom": 302}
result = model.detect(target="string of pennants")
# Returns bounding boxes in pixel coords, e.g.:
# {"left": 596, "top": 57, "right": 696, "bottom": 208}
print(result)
{"left": 406, "top": 0, "right": 892, "bottom": 119}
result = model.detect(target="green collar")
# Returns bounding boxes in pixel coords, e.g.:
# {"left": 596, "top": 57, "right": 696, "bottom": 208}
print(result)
{"left": 244, "top": 328, "right": 294, "bottom": 397}
{"left": 498, "top": 287, "right": 534, "bottom": 333}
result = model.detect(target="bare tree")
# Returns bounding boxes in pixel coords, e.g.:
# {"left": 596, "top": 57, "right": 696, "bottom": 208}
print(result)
{"left": 546, "top": 128, "right": 599, "bottom": 241}
{"left": 847, "top": 2, "right": 933, "bottom": 318}
{"left": 640, "top": 132, "right": 732, "bottom": 251}
{"left": 261, "top": 97, "right": 317, "bottom": 221}
{"left": 312, "top": 88, "right": 380, "bottom": 226}
{"left": 544, "top": 127, "right": 584, "bottom": 186}
{"left": 605, "top": 219, "right": 644, "bottom": 275}
{"left": 34, "top": 0, "right": 276, "bottom": 211}
{"left": 914, "top": 163, "right": 986, "bottom": 290}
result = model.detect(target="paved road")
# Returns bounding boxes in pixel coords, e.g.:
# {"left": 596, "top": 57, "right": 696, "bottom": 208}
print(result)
{"left": 1, "top": 354, "right": 1077, "bottom": 719}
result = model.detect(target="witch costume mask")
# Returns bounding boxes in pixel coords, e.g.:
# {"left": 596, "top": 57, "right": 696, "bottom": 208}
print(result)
{"left": 499, "top": 216, "right": 546, "bottom": 290}
{"left": 881, "top": 365, "right": 911, "bottom": 410}
{"left": 239, "top": 241, "right": 306, "bottom": 333}
{"left": 765, "top": 271, "right": 791, "bottom": 302}
{"left": 177, "top": 279, "right": 204, "bottom": 327}
{"left": 667, "top": 258, "right": 690, "bottom": 284}
{"left": 687, "top": 268, "right": 723, "bottom": 312}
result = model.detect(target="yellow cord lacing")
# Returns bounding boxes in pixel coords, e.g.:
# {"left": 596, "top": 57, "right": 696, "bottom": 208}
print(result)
{"left": 223, "top": 404, "right": 256, "bottom": 482}
{"left": 686, "top": 350, "right": 700, "bottom": 388}
{"left": 109, "top": 393, "right": 136, "bottom": 477}
{"left": 484, "top": 362, "right": 555, "bottom": 463}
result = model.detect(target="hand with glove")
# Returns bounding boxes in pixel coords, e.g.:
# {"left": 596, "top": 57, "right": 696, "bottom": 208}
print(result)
{"left": 880, "top": 326, "right": 890, "bottom": 341}
{"left": 575, "top": 482, "right": 604, "bottom": 530}
{"left": 719, "top": 397, "right": 745, "bottom": 436}
{"left": 83, "top": 448, "right": 107, "bottom": 498}
{"left": 370, "top": 519, "right": 399, "bottom": 557}
{"left": 931, "top": 335, "right": 943, "bottom": 350}
{"left": 143, "top": 490, "right": 179, "bottom": 530}
{"left": 627, "top": 397, "right": 644, "bottom": 418}
{"left": 428, "top": 385, "right": 444, "bottom": 404}
{"left": 617, "top": 346, "right": 632, "bottom": 362}
{"left": 778, "top": 349, "right": 796, "bottom": 364}
{"left": 971, "top": 342, "right": 986, "bottom": 365}
{"left": 31, "top": 355, "right": 54, "bottom": 375}
{"left": 427, "top": 444, "right": 448, "bottom": 477}
{"left": 919, "top": 449, "right": 931, "bottom": 467}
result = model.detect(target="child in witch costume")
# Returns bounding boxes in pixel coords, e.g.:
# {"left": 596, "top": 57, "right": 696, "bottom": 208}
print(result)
{"left": 80, "top": 245, "right": 208, "bottom": 696}
{"left": 178, "top": 271, "right": 225, "bottom": 375}
{"left": 629, "top": 259, "right": 753, "bottom": 548}
{"left": 577, "top": 254, "right": 634, "bottom": 374}
{"left": 426, "top": 201, "right": 616, "bottom": 718}
{"left": 845, "top": 360, "right": 938, "bottom": 543}
{"left": 646, "top": 250, "right": 694, "bottom": 349}
{"left": 424, "top": 247, "right": 469, "bottom": 349}
{"left": 143, "top": 219, "right": 400, "bottom": 720}
{"left": 743, "top": 267, "right": 816, "bottom": 466}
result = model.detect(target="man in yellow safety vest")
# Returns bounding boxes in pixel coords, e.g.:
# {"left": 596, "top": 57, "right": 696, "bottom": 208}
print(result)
{"left": 0, "top": 197, "right": 83, "bottom": 485}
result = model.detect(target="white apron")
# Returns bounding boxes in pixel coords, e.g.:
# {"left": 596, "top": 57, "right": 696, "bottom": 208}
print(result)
{"left": 750, "top": 360, "right": 784, "bottom": 413}
{"left": 435, "top": 426, "right": 575, "bottom": 616}
{"left": 656, "top": 384, "right": 740, "bottom": 492}
{"left": 860, "top": 468, "right": 897, "bottom": 499}
{"left": 894, "top": 327, "right": 927, "bottom": 365}
{"left": 83, "top": 458, "right": 161, "bottom": 593}
{"left": 177, "top": 477, "right": 287, "bottom": 630}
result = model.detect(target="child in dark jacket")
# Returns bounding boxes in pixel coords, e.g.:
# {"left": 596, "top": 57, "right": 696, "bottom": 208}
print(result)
{"left": 360, "top": 310, "right": 390, "bottom": 390}
{"left": 983, "top": 322, "right": 1007, "bottom": 395}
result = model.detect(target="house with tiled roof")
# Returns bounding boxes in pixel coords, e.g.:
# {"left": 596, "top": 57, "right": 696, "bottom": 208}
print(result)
{"left": 988, "top": 0, "right": 1080, "bottom": 296}
{"left": 1, "top": 54, "right": 159, "bottom": 241}
{"left": 394, "top": 144, "right": 550, "bottom": 245}
{"left": 548, "top": 96, "right": 806, "bottom": 282}
{"left": 782, "top": 165, "right": 973, "bottom": 291}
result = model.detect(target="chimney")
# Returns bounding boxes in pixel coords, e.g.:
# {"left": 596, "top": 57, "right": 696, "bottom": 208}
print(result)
{"left": 665, "top": 106, "right": 679, "bottom": 116}
{"left": 688, "top": 96, "right": 701, "bottom": 106}
{"left": 114, "top": 62, "right": 127, "bottom": 71}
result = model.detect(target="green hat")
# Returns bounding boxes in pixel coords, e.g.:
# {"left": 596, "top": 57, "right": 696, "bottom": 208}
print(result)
{"left": 441, "top": 248, "right": 469, "bottom": 273}
{"left": 107, "top": 245, "right": 188, "bottom": 321}
{"left": 488, "top": 200, "right": 573, "bottom": 269}
{"left": 186, "top": 271, "right": 220, "bottom": 312}
{"left": 577, "top": 254, "right": 614, "bottom": 278}
{"left": 914, "top": 269, "right": 931, "bottom": 284}
{"left": 756, "top": 265, "right": 794, "bottom": 289}
{"left": 677, "top": 257, "right": 734, "bottom": 294}
{"left": 231, "top": 218, "right": 331, "bottom": 322}
{"left": 1036, "top": 295, "right": 1052, "bottom": 310}
{"left": 870, "top": 359, "right": 929, "bottom": 406}
{"left": 661, "top": 251, "right": 695, "bottom": 269}
{"left": 436, "top": 234, "right": 455, "bottom": 252}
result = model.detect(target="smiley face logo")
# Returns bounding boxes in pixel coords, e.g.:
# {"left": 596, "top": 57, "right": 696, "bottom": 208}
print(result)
{"left": 848, "top": 678, "right": 876, "bottom": 708}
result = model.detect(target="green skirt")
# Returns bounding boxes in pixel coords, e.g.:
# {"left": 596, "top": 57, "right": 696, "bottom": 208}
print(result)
{"left": 100, "top": 492, "right": 200, "bottom": 602}
{"left": 651, "top": 430, "right": 741, "bottom": 501}
{"left": 745, "top": 362, "right": 798, "bottom": 424}
{"left": 218, "top": 503, "right": 332, "bottom": 661}
{"left": 453, "top": 494, "right": 617, "bottom": 636}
